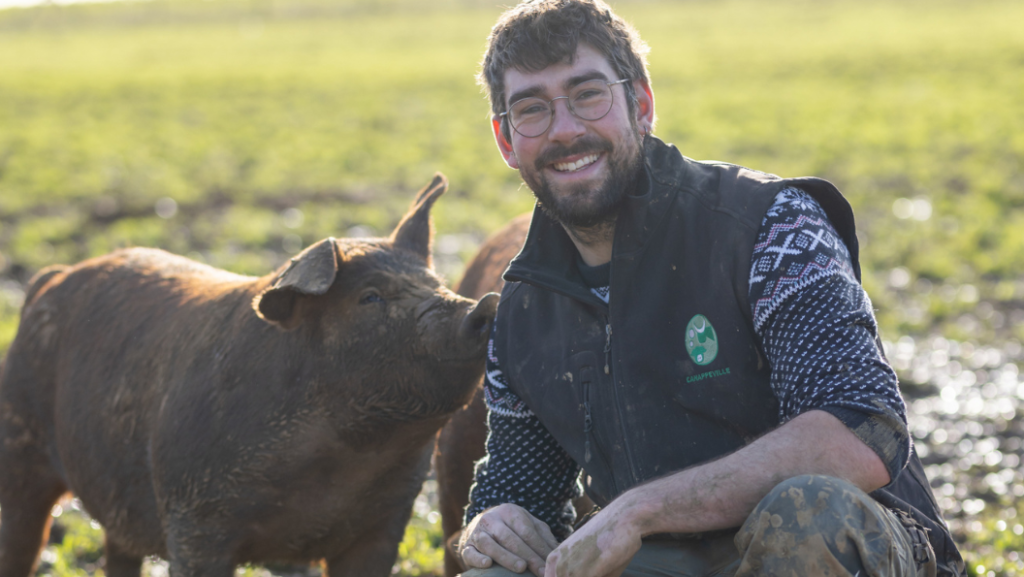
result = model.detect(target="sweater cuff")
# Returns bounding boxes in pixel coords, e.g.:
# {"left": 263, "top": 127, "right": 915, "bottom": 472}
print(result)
{"left": 820, "top": 402, "right": 911, "bottom": 486}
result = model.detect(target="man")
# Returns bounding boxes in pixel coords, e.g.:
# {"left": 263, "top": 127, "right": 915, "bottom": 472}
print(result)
{"left": 456, "top": 1, "right": 964, "bottom": 576}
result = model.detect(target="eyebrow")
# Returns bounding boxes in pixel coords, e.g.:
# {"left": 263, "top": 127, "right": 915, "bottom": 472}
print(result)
{"left": 505, "top": 69, "right": 612, "bottom": 108}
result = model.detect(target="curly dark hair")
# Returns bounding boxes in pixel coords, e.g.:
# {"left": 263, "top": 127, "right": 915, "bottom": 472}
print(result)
{"left": 479, "top": 0, "right": 651, "bottom": 140}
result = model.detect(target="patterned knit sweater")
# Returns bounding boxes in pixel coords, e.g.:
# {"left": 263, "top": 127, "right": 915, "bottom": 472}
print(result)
{"left": 465, "top": 188, "right": 909, "bottom": 540}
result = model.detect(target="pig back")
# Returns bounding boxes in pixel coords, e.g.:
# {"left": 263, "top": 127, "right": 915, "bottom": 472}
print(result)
{"left": 11, "top": 247, "right": 263, "bottom": 551}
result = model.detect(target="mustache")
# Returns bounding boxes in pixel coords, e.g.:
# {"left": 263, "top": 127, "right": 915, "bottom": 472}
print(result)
{"left": 534, "top": 137, "right": 614, "bottom": 170}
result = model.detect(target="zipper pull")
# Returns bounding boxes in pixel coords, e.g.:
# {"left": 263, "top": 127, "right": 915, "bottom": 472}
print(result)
{"left": 603, "top": 323, "right": 613, "bottom": 374}
{"left": 583, "top": 381, "right": 593, "bottom": 463}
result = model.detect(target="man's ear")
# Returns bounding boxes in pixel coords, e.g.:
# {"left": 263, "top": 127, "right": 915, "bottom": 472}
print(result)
{"left": 632, "top": 79, "right": 655, "bottom": 133}
{"left": 253, "top": 238, "right": 339, "bottom": 330}
{"left": 492, "top": 116, "right": 519, "bottom": 169}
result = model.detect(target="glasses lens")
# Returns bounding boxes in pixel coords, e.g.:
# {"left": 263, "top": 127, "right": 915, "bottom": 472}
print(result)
{"left": 568, "top": 80, "right": 615, "bottom": 121}
{"left": 505, "top": 80, "right": 618, "bottom": 137}
{"left": 509, "top": 98, "right": 551, "bottom": 137}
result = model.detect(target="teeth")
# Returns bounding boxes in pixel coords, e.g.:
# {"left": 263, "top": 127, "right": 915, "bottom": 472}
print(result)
{"left": 553, "top": 154, "right": 599, "bottom": 173}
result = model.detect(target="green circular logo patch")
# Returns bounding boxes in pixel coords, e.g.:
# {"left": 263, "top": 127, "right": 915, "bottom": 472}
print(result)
{"left": 685, "top": 314, "right": 718, "bottom": 366}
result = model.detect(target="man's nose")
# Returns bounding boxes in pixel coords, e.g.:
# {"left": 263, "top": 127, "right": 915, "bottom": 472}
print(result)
{"left": 546, "top": 97, "right": 586, "bottom": 143}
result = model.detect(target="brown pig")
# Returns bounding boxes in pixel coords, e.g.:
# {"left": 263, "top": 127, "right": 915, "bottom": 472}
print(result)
{"left": 0, "top": 174, "right": 498, "bottom": 577}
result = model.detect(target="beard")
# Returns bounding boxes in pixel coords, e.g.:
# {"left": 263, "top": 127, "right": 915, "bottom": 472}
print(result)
{"left": 522, "top": 131, "right": 645, "bottom": 230}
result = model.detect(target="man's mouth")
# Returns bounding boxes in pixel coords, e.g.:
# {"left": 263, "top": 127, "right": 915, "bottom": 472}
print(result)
{"left": 552, "top": 153, "right": 600, "bottom": 173}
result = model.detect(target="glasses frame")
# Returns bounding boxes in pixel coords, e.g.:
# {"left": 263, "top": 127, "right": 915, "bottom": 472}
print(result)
{"left": 500, "top": 78, "right": 630, "bottom": 138}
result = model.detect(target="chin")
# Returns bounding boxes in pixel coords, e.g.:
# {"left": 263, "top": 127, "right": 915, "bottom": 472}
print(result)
{"left": 536, "top": 182, "right": 625, "bottom": 228}
{"left": 529, "top": 166, "right": 639, "bottom": 229}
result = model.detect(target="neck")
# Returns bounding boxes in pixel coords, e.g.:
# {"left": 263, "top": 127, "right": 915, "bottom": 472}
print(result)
{"left": 563, "top": 220, "right": 615, "bottom": 267}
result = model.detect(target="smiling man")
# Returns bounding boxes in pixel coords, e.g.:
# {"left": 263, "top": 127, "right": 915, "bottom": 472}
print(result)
{"left": 455, "top": 1, "right": 964, "bottom": 576}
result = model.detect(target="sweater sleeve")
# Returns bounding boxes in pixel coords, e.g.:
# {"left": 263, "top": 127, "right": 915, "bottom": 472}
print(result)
{"left": 749, "top": 187, "right": 911, "bottom": 483}
{"left": 464, "top": 322, "right": 583, "bottom": 541}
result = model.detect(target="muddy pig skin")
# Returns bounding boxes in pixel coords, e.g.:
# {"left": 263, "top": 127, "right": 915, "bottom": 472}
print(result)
{"left": 0, "top": 174, "right": 498, "bottom": 577}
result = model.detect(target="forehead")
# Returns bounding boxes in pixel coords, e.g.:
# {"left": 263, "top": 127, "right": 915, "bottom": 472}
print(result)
{"left": 502, "top": 44, "right": 617, "bottom": 106}
{"left": 337, "top": 239, "right": 436, "bottom": 278}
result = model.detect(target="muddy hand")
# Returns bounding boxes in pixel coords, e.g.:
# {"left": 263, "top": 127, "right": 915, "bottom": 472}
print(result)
{"left": 544, "top": 506, "right": 639, "bottom": 577}
{"left": 459, "top": 503, "right": 559, "bottom": 576}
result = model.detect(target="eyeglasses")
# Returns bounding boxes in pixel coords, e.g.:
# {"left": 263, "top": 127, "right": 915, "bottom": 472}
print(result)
{"left": 501, "top": 78, "right": 630, "bottom": 138}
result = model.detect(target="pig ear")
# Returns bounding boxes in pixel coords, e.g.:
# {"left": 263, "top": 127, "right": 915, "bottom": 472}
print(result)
{"left": 253, "top": 238, "right": 339, "bottom": 328}
{"left": 389, "top": 173, "right": 447, "bottom": 267}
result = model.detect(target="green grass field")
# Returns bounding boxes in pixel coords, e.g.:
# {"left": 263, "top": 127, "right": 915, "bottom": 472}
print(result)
{"left": 1, "top": 0, "right": 1023, "bottom": 574}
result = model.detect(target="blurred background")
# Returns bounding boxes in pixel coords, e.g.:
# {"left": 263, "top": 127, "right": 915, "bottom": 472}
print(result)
{"left": 0, "top": 0, "right": 1022, "bottom": 574}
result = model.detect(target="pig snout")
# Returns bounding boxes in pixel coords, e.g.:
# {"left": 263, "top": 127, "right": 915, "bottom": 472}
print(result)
{"left": 459, "top": 292, "right": 499, "bottom": 345}
{"left": 418, "top": 292, "right": 498, "bottom": 362}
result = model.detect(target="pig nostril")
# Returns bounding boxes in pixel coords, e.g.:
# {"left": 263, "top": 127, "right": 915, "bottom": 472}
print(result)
{"left": 463, "top": 293, "right": 498, "bottom": 340}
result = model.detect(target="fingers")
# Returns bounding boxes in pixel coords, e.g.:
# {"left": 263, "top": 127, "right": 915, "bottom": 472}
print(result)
{"left": 459, "top": 504, "right": 556, "bottom": 576}
{"left": 504, "top": 511, "right": 556, "bottom": 562}
{"left": 460, "top": 542, "right": 494, "bottom": 570}
{"left": 474, "top": 529, "right": 539, "bottom": 574}
{"left": 531, "top": 516, "right": 560, "bottom": 552}
{"left": 542, "top": 509, "right": 640, "bottom": 577}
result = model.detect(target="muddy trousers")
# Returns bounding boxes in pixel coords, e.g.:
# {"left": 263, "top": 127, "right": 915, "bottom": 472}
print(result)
{"left": 461, "top": 475, "right": 936, "bottom": 577}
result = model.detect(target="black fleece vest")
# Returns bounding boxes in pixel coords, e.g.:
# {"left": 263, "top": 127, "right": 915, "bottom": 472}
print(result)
{"left": 495, "top": 137, "right": 963, "bottom": 574}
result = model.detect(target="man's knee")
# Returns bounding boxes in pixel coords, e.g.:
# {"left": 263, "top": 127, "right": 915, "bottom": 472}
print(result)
{"left": 757, "top": 474, "right": 865, "bottom": 522}
{"left": 734, "top": 475, "right": 923, "bottom": 576}
{"left": 741, "top": 474, "right": 880, "bottom": 544}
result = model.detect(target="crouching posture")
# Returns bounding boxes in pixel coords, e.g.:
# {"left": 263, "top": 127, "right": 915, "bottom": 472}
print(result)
{"left": 453, "top": 2, "right": 965, "bottom": 576}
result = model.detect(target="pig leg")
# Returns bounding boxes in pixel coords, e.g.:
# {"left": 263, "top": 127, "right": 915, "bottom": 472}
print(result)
{"left": 104, "top": 538, "right": 143, "bottom": 577}
{"left": 164, "top": 527, "right": 236, "bottom": 577}
{"left": 324, "top": 495, "right": 415, "bottom": 577}
{"left": 322, "top": 526, "right": 405, "bottom": 577}
{"left": 0, "top": 481, "right": 66, "bottom": 577}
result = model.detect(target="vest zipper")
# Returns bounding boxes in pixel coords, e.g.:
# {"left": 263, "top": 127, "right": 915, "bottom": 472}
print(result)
{"left": 603, "top": 314, "right": 642, "bottom": 486}
{"left": 603, "top": 323, "right": 613, "bottom": 375}
{"left": 583, "top": 380, "right": 593, "bottom": 464}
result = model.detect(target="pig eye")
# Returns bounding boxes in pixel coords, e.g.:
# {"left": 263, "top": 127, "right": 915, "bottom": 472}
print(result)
{"left": 359, "top": 291, "right": 384, "bottom": 305}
